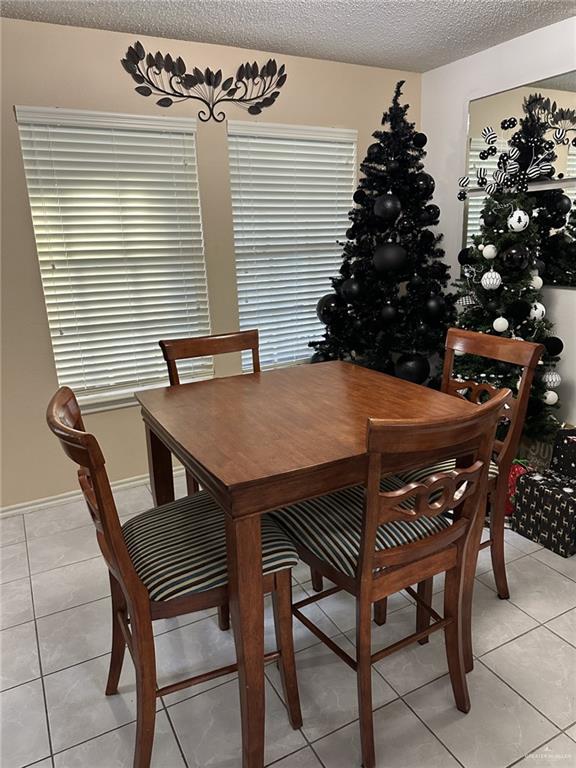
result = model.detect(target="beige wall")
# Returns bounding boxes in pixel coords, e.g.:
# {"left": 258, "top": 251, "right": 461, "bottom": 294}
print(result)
{"left": 0, "top": 17, "right": 421, "bottom": 507}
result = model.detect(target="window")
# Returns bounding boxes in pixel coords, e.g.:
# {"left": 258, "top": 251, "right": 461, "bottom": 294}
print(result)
{"left": 228, "top": 122, "right": 357, "bottom": 369}
{"left": 16, "top": 107, "right": 211, "bottom": 408}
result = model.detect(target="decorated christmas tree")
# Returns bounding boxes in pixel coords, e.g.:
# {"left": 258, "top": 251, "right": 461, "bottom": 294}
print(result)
{"left": 310, "top": 81, "right": 456, "bottom": 385}
{"left": 455, "top": 95, "right": 565, "bottom": 440}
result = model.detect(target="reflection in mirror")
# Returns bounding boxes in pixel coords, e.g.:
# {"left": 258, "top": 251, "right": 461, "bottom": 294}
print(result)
{"left": 464, "top": 72, "right": 576, "bottom": 287}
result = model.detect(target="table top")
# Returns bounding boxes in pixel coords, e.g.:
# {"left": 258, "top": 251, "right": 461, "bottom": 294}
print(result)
{"left": 137, "top": 361, "right": 477, "bottom": 514}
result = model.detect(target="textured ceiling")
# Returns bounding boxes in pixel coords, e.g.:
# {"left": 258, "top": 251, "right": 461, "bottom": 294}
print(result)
{"left": 2, "top": 0, "right": 574, "bottom": 72}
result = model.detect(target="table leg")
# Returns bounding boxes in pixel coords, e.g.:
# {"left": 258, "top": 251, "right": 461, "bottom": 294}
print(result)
{"left": 145, "top": 425, "right": 174, "bottom": 506}
{"left": 226, "top": 514, "right": 265, "bottom": 768}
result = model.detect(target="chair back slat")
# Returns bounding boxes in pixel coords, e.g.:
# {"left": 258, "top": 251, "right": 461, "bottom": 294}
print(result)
{"left": 46, "top": 387, "right": 143, "bottom": 598}
{"left": 360, "top": 388, "right": 512, "bottom": 585}
{"left": 159, "top": 329, "right": 260, "bottom": 384}
{"left": 441, "top": 328, "right": 544, "bottom": 472}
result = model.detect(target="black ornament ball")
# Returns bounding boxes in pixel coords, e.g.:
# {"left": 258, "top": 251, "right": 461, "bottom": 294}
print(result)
{"left": 458, "top": 247, "right": 473, "bottom": 265}
{"left": 341, "top": 278, "right": 361, "bottom": 302}
{"left": 483, "top": 211, "right": 498, "bottom": 227}
{"left": 397, "top": 216, "right": 414, "bottom": 234}
{"left": 535, "top": 259, "right": 546, "bottom": 275}
{"left": 367, "top": 142, "right": 381, "bottom": 159}
{"left": 507, "top": 299, "right": 531, "bottom": 322}
{"left": 310, "top": 350, "right": 330, "bottom": 363}
{"left": 551, "top": 214, "right": 567, "bottom": 229}
{"left": 413, "top": 132, "right": 428, "bottom": 148}
{"left": 423, "top": 204, "right": 440, "bottom": 223}
{"left": 424, "top": 295, "right": 446, "bottom": 321}
{"left": 353, "top": 189, "right": 367, "bottom": 205}
{"left": 485, "top": 299, "right": 500, "bottom": 313}
{"left": 373, "top": 242, "right": 407, "bottom": 272}
{"left": 346, "top": 226, "right": 356, "bottom": 240}
{"left": 316, "top": 293, "right": 342, "bottom": 324}
{"left": 420, "top": 230, "right": 435, "bottom": 247}
{"left": 373, "top": 192, "right": 402, "bottom": 221}
{"left": 381, "top": 303, "right": 398, "bottom": 324}
{"left": 414, "top": 172, "right": 435, "bottom": 197}
{"left": 544, "top": 336, "right": 564, "bottom": 357}
{"left": 501, "top": 245, "right": 529, "bottom": 270}
{"left": 396, "top": 353, "right": 430, "bottom": 384}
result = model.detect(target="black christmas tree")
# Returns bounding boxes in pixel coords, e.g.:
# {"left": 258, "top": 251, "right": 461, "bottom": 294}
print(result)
{"left": 454, "top": 94, "right": 564, "bottom": 440}
{"left": 310, "top": 81, "right": 456, "bottom": 385}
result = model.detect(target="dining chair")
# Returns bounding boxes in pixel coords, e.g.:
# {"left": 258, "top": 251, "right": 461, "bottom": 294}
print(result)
{"left": 46, "top": 386, "right": 301, "bottom": 768}
{"left": 311, "top": 328, "right": 544, "bottom": 611}
{"left": 159, "top": 329, "right": 260, "bottom": 499}
{"left": 159, "top": 329, "right": 261, "bottom": 632}
{"left": 271, "top": 390, "right": 510, "bottom": 768}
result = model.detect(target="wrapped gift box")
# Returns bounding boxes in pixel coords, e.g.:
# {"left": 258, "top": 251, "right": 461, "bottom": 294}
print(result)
{"left": 511, "top": 469, "right": 576, "bottom": 557}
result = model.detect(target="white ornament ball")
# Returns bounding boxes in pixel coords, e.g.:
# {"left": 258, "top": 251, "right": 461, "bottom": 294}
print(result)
{"left": 454, "top": 349, "right": 465, "bottom": 357}
{"left": 543, "top": 390, "right": 559, "bottom": 405}
{"left": 507, "top": 208, "right": 530, "bottom": 232}
{"left": 542, "top": 370, "right": 562, "bottom": 389}
{"left": 493, "top": 316, "right": 509, "bottom": 333}
{"left": 481, "top": 269, "right": 502, "bottom": 291}
{"left": 482, "top": 244, "right": 498, "bottom": 260}
{"left": 529, "top": 301, "right": 546, "bottom": 320}
{"left": 530, "top": 274, "right": 543, "bottom": 290}
{"left": 478, "top": 244, "right": 485, "bottom": 252}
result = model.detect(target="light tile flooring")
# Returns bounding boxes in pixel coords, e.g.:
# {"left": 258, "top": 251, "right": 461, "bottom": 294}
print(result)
{"left": 1, "top": 479, "right": 576, "bottom": 768}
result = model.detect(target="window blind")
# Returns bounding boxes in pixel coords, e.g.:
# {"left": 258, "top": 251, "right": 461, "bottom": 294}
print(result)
{"left": 465, "top": 137, "right": 508, "bottom": 246}
{"left": 16, "top": 107, "right": 211, "bottom": 407}
{"left": 228, "top": 121, "right": 357, "bottom": 369}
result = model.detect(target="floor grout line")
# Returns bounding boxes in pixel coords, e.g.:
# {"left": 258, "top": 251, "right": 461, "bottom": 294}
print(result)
{"left": 22, "top": 518, "right": 56, "bottom": 766}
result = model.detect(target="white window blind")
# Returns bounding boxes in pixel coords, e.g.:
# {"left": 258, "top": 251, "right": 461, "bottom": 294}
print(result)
{"left": 16, "top": 107, "right": 211, "bottom": 407}
{"left": 228, "top": 122, "right": 357, "bottom": 369}
{"left": 465, "top": 137, "right": 508, "bottom": 245}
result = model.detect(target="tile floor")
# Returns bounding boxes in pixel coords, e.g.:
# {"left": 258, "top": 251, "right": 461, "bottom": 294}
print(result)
{"left": 1, "top": 479, "right": 575, "bottom": 768}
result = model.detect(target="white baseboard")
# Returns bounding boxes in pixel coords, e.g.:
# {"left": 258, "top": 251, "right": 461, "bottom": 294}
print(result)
{"left": 0, "top": 468, "right": 185, "bottom": 519}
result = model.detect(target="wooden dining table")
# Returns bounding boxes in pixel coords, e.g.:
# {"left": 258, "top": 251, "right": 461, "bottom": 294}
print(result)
{"left": 136, "top": 360, "right": 478, "bottom": 768}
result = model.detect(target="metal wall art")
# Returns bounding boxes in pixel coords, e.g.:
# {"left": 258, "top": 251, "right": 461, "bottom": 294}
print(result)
{"left": 121, "top": 41, "right": 287, "bottom": 122}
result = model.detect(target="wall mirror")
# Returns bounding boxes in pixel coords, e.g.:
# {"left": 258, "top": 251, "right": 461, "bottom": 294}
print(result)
{"left": 464, "top": 71, "right": 576, "bottom": 287}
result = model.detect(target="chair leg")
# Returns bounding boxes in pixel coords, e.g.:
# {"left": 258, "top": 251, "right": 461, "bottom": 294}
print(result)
{"left": 310, "top": 568, "right": 323, "bottom": 593}
{"left": 218, "top": 604, "right": 230, "bottom": 631}
{"left": 356, "top": 596, "right": 375, "bottom": 768}
{"left": 106, "top": 574, "right": 127, "bottom": 696}
{"left": 272, "top": 570, "right": 302, "bottom": 729}
{"left": 186, "top": 470, "right": 199, "bottom": 495}
{"left": 416, "top": 578, "right": 433, "bottom": 645}
{"left": 373, "top": 598, "right": 388, "bottom": 626}
{"left": 490, "top": 492, "right": 510, "bottom": 600}
{"left": 443, "top": 566, "right": 470, "bottom": 713}
{"left": 132, "top": 614, "right": 157, "bottom": 768}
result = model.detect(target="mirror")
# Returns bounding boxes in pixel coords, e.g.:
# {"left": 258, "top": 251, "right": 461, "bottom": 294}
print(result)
{"left": 464, "top": 72, "right": 576, "bottom": 287}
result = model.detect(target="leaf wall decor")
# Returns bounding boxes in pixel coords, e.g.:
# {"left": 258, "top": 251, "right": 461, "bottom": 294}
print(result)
{"left": 121, "top": 42, "right": 288, "bottom": 122}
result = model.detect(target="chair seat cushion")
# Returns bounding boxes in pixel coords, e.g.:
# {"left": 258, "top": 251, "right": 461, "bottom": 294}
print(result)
{"left": 270, "top": 477, "right": 452, "bottom": 579}
{"left": 393, "top": 458, "right": 499, "bottom": 486}
{"left": 122, "top": 493, "right": 298, "bottom": 601}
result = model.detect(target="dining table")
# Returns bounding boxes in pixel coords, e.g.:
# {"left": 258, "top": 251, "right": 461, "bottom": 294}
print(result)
{"left": 136, "top": 359, "right": 479, "bottom": 768}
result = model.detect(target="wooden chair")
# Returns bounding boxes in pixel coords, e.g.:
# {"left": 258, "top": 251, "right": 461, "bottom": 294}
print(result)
{"left": 271, "top": 390, "right": 510, "bottom": 768}
{"left": 159, "top": 329, "right": 260, "bottom": 499}
{"left": 313, "top": 328, "right": 545, "bottom": 615}
{"left": 46, "top": 386, "right": 301, "bottom": 768}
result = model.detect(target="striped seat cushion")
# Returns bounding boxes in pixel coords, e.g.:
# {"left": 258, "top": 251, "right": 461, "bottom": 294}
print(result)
{"left": 122, "top": 494, "right": 298, "bottom": 601}
{"left": 270, "top": 477, "right": 452, "bottom": 578}
{"left": 393, "top": 458, "right": 499, "bottom": 486}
